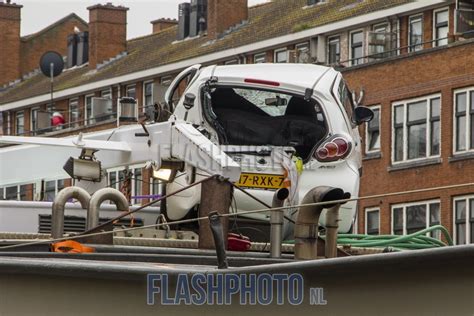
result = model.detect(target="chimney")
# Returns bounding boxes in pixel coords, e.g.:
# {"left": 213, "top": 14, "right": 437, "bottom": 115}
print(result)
{"left": 0, "top": 1, "right": 22, "bottom": 86}
{"left": 87, "top": 3, "right": 128, "bottom": 69}
{"left": 207, "top": 0, "right": 247, "bottom": 39}
{"left": 177, "top": 3, "right": 191, "bottom": 40}
{"left": 151, "top": 18, "right": 178, "bottom": 34}
{"left": 190, "top": 0, "right": 207, "bottom": 37}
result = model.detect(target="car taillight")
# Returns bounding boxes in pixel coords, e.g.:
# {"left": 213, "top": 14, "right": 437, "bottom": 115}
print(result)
{"left": 314, "top": 136, "right": 352, "bottom": 162}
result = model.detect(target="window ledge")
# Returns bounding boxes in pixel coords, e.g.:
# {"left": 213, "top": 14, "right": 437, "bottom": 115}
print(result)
{"left": 363, "top": 152, "right": 381, "bottom": 161}
{"left": 388, "top": 157, "right": 442, "bottom": 172}
{"left": 449, "top": 152, "right": 474, "bottom": 163}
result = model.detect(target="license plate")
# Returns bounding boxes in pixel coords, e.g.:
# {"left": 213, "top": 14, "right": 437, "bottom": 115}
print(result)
{"left": 235, "top": 173, "right": 286, "bottom": 189}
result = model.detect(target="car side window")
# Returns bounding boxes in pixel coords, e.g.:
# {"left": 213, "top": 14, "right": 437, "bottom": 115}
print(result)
{"left": 338, "top": 80, "right": 355, "bottom": 122}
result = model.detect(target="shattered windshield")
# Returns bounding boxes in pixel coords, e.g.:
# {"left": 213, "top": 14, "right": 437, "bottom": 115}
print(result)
{"left": 208, "top": 86, "right": 327, "bottom": 160}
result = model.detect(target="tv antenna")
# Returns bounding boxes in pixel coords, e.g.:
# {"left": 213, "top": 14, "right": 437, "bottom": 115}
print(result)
{"left": 39, "top": 51, "right": 64, "bottom": 111}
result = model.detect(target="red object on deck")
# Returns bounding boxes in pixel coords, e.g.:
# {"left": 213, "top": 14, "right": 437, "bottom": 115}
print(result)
{"left": 227, "top": 233, "right": 251, "bottom": 251}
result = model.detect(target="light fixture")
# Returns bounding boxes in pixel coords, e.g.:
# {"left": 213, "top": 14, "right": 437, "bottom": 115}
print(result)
{"left": 151, "top": 161, "right": 184, "bottom": 182}
{"left": 63, "top": 149, "right": 102, "bottom": 182}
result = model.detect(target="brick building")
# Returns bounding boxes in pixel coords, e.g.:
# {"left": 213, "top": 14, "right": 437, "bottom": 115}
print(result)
{"left": 0, "top": 0, "right": 473, "bottom": 245}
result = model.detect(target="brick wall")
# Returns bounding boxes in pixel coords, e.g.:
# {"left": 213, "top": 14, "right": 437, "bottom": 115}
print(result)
{"left": 151, "top": 19, "right": 177, "bottom": 34}
{"left": 208, "top": 0, "right": 248, "bottom": 39}
{"left": 88, "top": 3, "right": 128, "bottom": 69}
{"left": 342, "top": 41, "right": 474, "bottom": 237}
{"left": 0, "top": 2, "right": 21, "bottom": 87}
{"left": 20, "top": 15, "right": 88, "bottom": 77}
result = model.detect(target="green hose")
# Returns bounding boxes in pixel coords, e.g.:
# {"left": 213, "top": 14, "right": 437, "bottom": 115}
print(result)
{"left": 285, "top": 225, "right": 454, "bottom": 251}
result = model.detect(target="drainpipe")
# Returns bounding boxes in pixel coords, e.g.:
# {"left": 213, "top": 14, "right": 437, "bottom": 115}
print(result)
{"left": 294, "top": 186, "right": 348, "bottom": 260}
{"left": 270, "top": 188, "right": 289, "bottom": 258}
{"left": 52, "top": 187, "right": 91, "bottom": 239}
{"left": 88, "top": 188, "right": 129, "bottom": 230}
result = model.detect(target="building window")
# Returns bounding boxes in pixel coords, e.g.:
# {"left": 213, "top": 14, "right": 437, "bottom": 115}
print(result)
{"left": 454, "top": 88, "right": 474, "bottom": 153}
{"left": 4, "top": 111, "right": 11, "bottom": 135}
{"left": 409, "top": 15, "right": 423, "bottom": 52}
{"left": 15, "top": 111, "right": 24, "bottom": 135}
{"left": 350, "top": 30, "right": 364, "bottom": 65}
{"left": 327, "top": 36, "right": 340, "bottom": 64}
{"left": 274, "top": 49, "right": 288, "bottom": 63}
{"left": 392, "top": 201, "right": 440, "bottom": 236}
{"left": 365, "top": 208, "right": 380, "bottom": 235}
{"left": 433, "top": 8, "right": 449, "bottom": 47}
{"left": 69, "top": 98, "right": 80, "bottom": 128}
{"left": 143, "top": 81, "right": 154, "bottom": 110}
{"left": 30, "top": 107, "right": 40, "bottom": 134}
{"left": 224, "top": 59, "right": 239, "bottom": 65}
{"left": 454, "top": 195, "right": 474, "bottom": 245}
{"left": 5, "top": 186, "right": 18, "bottom": 200}
{"left": 366, "top": 106, "right": 381, "bottom": 153}
{"left": 369, "top": 23, "right": 391, "bottom": 59}
{"left": 392, "top": 95, "right": 441, "bottom": 163}
{"left": 126, "top": 85, "right": 136, "bottom": 99}
{"left": 44, "top": 180, "right": 65, "bottom": 202}
{"left": 85, "top": 94, "right": 94, "bottom": 125}
{"left": 254, "top": 53, "right": 266, "bottom": 64}
{"left": 133, "top": 167, "right": 142, "bottom": 205}
{"left": 295, "top": 42, "right": 310, "bottom": 63}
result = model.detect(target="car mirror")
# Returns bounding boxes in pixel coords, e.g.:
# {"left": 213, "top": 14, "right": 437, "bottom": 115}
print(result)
{"left": 183, "top": 93, "right": 196, "bottom": 110}
{"left": 265, "top": 97, "right": 288, "bottom": 106}
{"left": 353, "top": 106, "right": 374, "bottom": 125}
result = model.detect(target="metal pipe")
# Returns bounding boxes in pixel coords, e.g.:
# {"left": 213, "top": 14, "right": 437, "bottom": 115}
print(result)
{"left": 52, "top": 187, "right": 91, "bottom": 239}
{"left": 88, "top": 188, "right": 129, "bottom": 230}
{"left": 270, "top": 188, "right": 289, "bottom": 258}
{"left": 325, "top": 205, "right": 341, "bottom": 259}
{"left": 208, "top": 211, "right": 228, "bottom": 269}
{"left": 294, "top": 186, "right": 347, "bottom": 260}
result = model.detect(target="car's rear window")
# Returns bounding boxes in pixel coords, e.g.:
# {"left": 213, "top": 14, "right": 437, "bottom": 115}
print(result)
{"left": 207, "top": 86, "right": 327, "bottom": 160}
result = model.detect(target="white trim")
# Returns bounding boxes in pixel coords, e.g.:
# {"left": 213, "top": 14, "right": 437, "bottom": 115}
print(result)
{"left": 453, "top": 86, "right": 474, "bottom": 155}
{"left": 0, "top": 0, "right": 446, "bottom": 111}
{"left": 274, "top": 48, "right": 289, "bottom": 63}
{"left": 391, "top": 199, "right": 440, "bottom": 235}
{"left": 349, "top": 28, "right": 365, "bottom": 66}
{"left": 391, "top": 93, "right": 442, "bottom": 164}
{"left": 365, "top": 105, "right": 381, "bottom": 154}
{"left": 365, "top": 207, "right": 380, "bottom": 235}
{"left": 452, "top": 195, "right": 474, "bottom": 245}
{"left": 432, "top": 6, "right": 450, "bottom": 47}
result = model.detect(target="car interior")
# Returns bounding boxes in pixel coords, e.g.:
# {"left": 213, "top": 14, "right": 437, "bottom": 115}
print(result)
{"left": 209, "top": 87, "right": 327, "bottom": 160}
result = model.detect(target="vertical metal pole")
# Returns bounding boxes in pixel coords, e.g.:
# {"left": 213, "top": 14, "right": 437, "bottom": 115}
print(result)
{"left": 198, "top": 176, "right": 232, "bottom": 249}
{"left": 50, "top": 63, "right": 54, "bottom": 110}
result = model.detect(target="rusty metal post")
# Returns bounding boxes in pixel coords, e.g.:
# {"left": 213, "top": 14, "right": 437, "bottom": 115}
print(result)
{"left": 198, "top": 176, "right": 232, "bottom": 249}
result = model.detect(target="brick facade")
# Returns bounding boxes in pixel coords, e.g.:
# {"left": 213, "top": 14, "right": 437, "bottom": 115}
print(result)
{"left": 151, "top": 18, "right": 178, "bottom": 34}
{"left": 0, "top": 2, "right": 21, "bottom": 87}
{"left": 343, "top": 42, "right": 474, "bottom": 237}
{"left": 208, "top": 0, "right": 248, "bottom": 39}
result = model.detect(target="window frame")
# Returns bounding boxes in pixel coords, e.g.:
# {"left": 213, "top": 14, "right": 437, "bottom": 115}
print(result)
{"left": 15, "top": 110, "right": 24, "bottom": 135}
{"left": 365, "top": 105, "right": 381, "bottom": 154}
{"left": 224, "top": 59, "right": 239, "bottom": 65}
{"left": 30, "top": 107, "right": 40, "bottom": 134}
{"left": 143, "top": 80, "right": 154, "bottom": 113}
{"left": 433, "top": 7, "right": 449, "bottom": 47}
{"left": 408, "top": 14, "right": 424, "bottom": 52}
{"left": 391, "top": 200, "right": 441, "bottom": 235}
{"left": 365, "top": 207, "right": 380, "bottom": 235}
{"left": 453, "top": 195, "right": 474, "bottom": 245}
{"left": 349, "top": 29, "right": 365, "bottom": 66}
{"left": 107, "top": 164, "right": 146, "bottom": 206}
{"left": 68, "top": 98, "right": 80, "bottom": 128}
{"left": 84, "top": 94, "right": 95, "bottom": 125}
{"left": 391, "top": 94, "right": 442, "bottom": 164}
{"left": 254, "top": 53, "right": 266, "bottom": 64}
{"left": 327, "top": 35, "right": 341, "bottom": 65}
{"left": 274, "top": 48, "right": 289, "bottom": 63}
{"left": 295, "top": 42, "right": 310, "bottom": 63}
{"left": 453, "top": 87, "right": 474, "bottom": 154}
{"left": 126, "top": 84, "right": 136, "bottom": 99}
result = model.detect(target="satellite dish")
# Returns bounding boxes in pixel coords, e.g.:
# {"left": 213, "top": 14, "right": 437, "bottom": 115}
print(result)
{"left": 39, "top": 51, "right": 64, "bottom": 78}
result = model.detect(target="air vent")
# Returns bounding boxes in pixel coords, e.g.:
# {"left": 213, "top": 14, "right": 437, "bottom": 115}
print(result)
{"left": 38, "top": 214, "right": 143, "bottom": 234}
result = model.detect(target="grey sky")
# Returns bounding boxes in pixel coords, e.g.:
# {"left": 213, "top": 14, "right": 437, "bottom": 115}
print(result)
{"left": 17, "top": 0, "right": 270, "bottom": 39}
